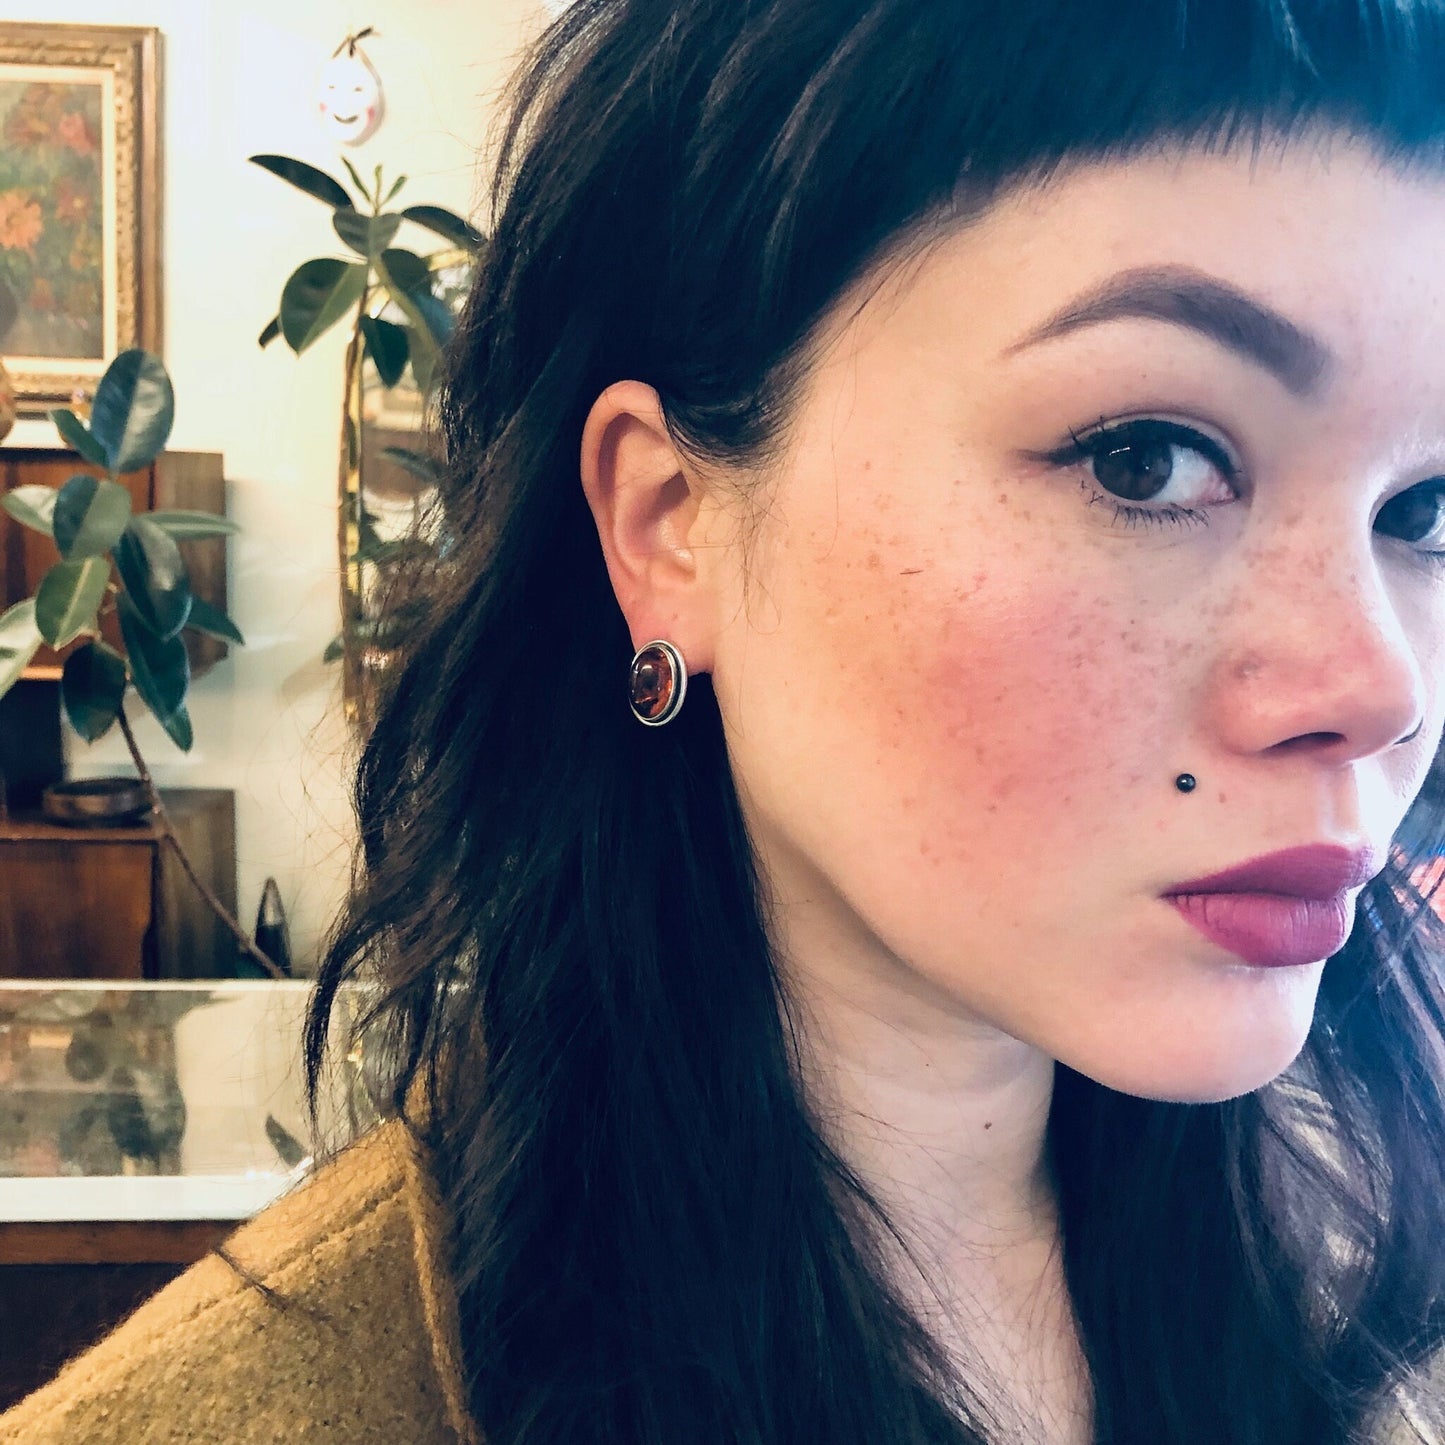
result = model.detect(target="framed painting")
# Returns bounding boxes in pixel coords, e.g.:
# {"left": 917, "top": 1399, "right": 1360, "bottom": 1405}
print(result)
{"left": 0, "top": 23, "right": 160, "bottom": 413}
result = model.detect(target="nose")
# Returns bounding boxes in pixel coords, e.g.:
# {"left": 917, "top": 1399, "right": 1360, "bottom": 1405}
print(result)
{"left": 1205, "top": 540, "right": 1427, "bottom": 766}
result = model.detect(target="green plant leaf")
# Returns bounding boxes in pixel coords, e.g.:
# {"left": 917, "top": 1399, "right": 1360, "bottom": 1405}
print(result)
{"left": 1, "top": 484, "right": 58, "bottom": 537}
{"left": 378, "top": 248, "right": 451, "bottom": 382}
{"left": 380, "top": 445, "right": 441, "bottom": 485}
{"left": 35, "top": 556, "right": 110, "bottom": 648}
{"left": 113, "top": 515, "right": 192, "bottom": 640}
{"left": 89, "top": 350, "right": 175, "bottom": 474}
{"left": 340, "top": 155, "right": 372, "bottom": 206}
{"left": 258, "top": 315, "right": 281, "bottom": 348}
{"left": 249, "top": 154, "right": 353, "bottom": 210}
{"left": 61, "top": 640, "right": 127, "bottom": 742}
{"left": 144, "top": 509, "right": 241, "bottom": 539}
{"left": 48, "top": 408, "right": 109, "bottom": 468}
{"left": 380, "top": 249, "right": 455, "bottom": 351}
{"left": 360, "top": 315, "right": 408, "bottom": 388}
{"left": 0, "top": 596, "right": 40, "bottom": 650}
{"left": 403, "top": 326, "right": 440, "bottom": 395}
{"left": 411, "top": 286, "right": 455, "bottom": 348}
{"left": 53, "top": 475, "right": 132, "bottom": 560}
{"left": 382, "top": 174, "right": 407, "bottom": 206}
{"left": 185, "top": 595, "right": 245, "bottom": 646}
{"left": 0, "top": 599, "right": 42, "bottom": 700}
{"left": 322, "top": 633, "right": 345, "bottom": 664}
{"left": 118, "top": 593, "right": 191, "bottom": 748}
{"left": 399, "top": 204, "right": 484, "bottom": 251}
{"left": 165, "top": 701, "right": 194, "bottom": 751}
{"left": 280, "top": 258, "right": 368, "bottom": 354}
{"left": 379, "top": 246, "right": 428, "bottom": 293}
{"left": 333, "top": 210, "right": 400, "bottom": 259}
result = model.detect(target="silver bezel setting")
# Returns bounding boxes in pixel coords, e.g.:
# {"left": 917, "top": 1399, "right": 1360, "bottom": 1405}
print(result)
{"left": 629, "top": 639, "right": 688, "bottom": 726}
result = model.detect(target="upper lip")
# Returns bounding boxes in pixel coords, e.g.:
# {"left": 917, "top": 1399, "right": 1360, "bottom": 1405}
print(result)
{"left": 1164, "top": 843, "right": 1386, "bottom": 900}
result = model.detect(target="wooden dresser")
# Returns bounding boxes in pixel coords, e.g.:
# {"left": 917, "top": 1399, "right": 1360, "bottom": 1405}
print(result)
{"left": 0, "top": 788, "right": 238, "bottom": 980}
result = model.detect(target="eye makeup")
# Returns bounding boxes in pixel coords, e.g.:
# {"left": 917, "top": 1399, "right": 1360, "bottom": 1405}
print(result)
{"left": 1034, "top": 415, "right": 1241, "bottom": 532}
{"left": 1030, "top": 411, "right": 1445, "bottom": 571}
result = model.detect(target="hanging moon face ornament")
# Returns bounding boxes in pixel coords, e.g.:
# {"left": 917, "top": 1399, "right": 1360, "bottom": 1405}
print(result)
{"left": 317, "top": 40, "right": 384, "bottom": 146}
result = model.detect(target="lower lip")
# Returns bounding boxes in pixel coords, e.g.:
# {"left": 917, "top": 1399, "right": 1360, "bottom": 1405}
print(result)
{"left": 1165, "top": 892, "right": 1354, "bottom": 968}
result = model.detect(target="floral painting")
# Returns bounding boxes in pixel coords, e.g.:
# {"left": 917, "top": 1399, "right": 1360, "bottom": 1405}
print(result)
{"left": 0, "top": 24, "right": 158, "bottom": 411}
{"left": 0, "top": 78, "right": 105, "bottom": 361}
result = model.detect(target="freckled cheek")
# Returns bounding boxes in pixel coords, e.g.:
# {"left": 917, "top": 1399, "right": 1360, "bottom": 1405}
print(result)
{"left": 888, "top": 588, "right": 1182, "bottom": 842}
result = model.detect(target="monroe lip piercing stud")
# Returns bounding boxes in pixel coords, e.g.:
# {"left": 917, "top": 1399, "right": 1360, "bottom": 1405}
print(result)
{"left": 1175, "top": 774, "right": 1197, "bottom": 794}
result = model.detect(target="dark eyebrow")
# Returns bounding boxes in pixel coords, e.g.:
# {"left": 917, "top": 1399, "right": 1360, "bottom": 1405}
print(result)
{"left": 999, "top": 264, "right": 1335, "bottom": 400}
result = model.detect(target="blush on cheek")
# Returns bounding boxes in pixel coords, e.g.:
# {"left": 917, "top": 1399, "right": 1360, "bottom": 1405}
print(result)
{"left": 919, "top": 586, "right": 1169, "bottom": 835}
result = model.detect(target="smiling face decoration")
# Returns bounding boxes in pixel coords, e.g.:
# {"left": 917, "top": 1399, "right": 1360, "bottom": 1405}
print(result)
{"left": 317, "top": 50, "right": 384, "bottom": 146}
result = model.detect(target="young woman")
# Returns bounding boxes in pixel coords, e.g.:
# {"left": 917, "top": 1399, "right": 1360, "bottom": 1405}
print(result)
{"left": 302, "top": 0, "right": 1445, "bottom": 1441}
{"left": 296, "top": 2, "right": 1445, "bottom": 1445}
{"left": 8, "top": 2, "right": 1444, "bottom": 1443}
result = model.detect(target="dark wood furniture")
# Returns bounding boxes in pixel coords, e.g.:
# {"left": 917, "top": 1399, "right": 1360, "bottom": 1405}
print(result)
{"left": 0, "top": 1219, "right": 233, "bottom": 1411}
{"left": 0, "top": 788, "right": 238, "bottom": 980}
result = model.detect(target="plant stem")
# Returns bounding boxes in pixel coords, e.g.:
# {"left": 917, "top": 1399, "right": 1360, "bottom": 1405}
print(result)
{"left": 116, "top": 706, "right": 286, "bottom": 979}
{"left": 338, "top": 281, "right": 371, "bottom": 727}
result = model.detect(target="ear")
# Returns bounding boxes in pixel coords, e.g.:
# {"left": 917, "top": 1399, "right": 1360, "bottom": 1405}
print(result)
{"left": 579, "top": 380, "right": 721, "bottom": 673}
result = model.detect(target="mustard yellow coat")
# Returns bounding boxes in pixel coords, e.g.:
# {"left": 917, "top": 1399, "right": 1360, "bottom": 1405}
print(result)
{"left": 0, "top": 1116, "right": 481, "bottom": 1445}
{"left": 0, "top": 1112, "right": 1438, "bottom": 1444}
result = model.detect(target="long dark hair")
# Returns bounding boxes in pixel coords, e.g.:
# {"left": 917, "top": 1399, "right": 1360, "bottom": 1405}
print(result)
{"left": 303, "top": 2, "right": 1445, "bottom": 1441}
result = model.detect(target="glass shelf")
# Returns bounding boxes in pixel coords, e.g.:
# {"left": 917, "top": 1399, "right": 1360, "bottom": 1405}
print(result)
{"left": 0, "top": 979, "right": 380, "bottom": 1221}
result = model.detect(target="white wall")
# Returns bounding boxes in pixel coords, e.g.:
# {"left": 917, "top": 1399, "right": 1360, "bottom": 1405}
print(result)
{"left": 3, "top": 0, "right": 547, "bottom": 969}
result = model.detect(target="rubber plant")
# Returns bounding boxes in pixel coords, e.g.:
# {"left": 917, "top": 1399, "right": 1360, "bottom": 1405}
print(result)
{"left": 249, "top": 153, "right": 480, "bottom": 719}
{"left": 0, "top": 348, "right": 282, "bottom": 977}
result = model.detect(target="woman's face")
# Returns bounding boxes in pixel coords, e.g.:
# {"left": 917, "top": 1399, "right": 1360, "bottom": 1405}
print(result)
{"left": 705, "top": 136, "right": 1445, "bottom": 1103}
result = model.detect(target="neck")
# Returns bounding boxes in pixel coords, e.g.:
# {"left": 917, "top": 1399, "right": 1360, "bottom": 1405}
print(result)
{"left": 788, "top": 947, "right": 1060, "bottom": 1267}
{"left": 760, "top": 856, "right": 1094, "bottom": 1441}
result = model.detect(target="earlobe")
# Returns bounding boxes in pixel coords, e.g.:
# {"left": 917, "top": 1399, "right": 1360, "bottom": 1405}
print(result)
{"left": 579, "top": 380, "right": 715, "bottom": 669}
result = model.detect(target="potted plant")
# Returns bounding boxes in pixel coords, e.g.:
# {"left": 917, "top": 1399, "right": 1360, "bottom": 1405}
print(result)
{"left": 0, "top": 349, "right": 280, "bottom": 977}
{"left": 250, "top": 153, "right": 481, "bottom": 722}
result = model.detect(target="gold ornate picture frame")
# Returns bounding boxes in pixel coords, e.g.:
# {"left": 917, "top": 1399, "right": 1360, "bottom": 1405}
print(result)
{"left": 0, "top": 23, "right": 160, "bottom": 413}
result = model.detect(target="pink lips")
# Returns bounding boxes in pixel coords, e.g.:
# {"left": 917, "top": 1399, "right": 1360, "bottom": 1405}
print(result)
{"left": 1162, "top": 844, "right": 1384, "bottom": 969}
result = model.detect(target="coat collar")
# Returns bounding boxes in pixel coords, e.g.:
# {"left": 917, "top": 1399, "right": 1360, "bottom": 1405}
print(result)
{"left": 392, "top": 1070, "right": 482, "bottom": 1445}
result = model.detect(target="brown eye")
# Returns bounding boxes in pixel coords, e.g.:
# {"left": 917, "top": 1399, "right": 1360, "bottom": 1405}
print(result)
{"left": 1065, "top": 418, "right": 1238, "bottom": 506}
{"left": 1092, "top": 438, "right": 1177, "bottom": 501}
{"left": 1377, "top": 482, "right": 1445, "bottom": 551}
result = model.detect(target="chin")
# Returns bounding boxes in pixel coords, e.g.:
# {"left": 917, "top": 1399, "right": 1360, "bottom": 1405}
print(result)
{"left": 1067, "top": 986, "right": 1321, "bottom": 1104}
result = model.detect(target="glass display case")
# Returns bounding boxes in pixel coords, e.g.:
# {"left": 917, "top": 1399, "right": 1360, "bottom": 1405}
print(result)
{"left": 0, "top": 979, "right": 380, "bottom": 1221}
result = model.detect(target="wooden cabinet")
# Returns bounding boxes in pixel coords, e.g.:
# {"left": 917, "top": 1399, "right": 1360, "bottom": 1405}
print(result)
{"left": 0, "top": 1223, "right": 232, "bottom": 1411}
{"left": 0, "top": 789, "right": 238, "bottom": 980}
{"left": 0, "top": 448, "right": 230, "bottom": 680}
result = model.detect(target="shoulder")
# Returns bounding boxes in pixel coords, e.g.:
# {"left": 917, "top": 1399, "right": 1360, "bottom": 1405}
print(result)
{"left": 0, "top": 1117, "right": 480, "bottom": 1445}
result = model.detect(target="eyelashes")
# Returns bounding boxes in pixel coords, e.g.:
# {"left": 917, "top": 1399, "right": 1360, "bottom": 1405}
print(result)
{"left": 1041, "top": 416, "right": 1239, "bottom": 532}
{"left": 1038, "top": 414, "right": 1445, "bottom": 570}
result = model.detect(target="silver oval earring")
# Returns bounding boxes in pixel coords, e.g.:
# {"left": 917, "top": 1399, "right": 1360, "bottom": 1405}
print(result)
{"left": 628, "top": 640, "right": 688, "bottom": 726}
